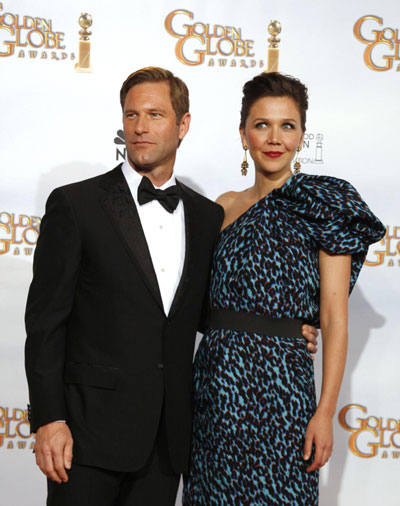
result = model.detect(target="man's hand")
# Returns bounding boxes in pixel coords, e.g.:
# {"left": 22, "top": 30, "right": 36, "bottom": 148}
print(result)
{"left": 302, "top": 324, "right": 318, "bottom": 355}
{"left": 34, "top": 422, "right": 73, "bottom": 483}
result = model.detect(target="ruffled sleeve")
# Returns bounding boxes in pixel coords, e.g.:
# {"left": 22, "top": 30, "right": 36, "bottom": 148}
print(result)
{"left": 275, "top": 173, "right": 386, "bottom": 292}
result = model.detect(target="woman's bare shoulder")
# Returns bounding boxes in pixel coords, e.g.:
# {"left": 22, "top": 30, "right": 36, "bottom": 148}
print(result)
{"left": 216, "top": 189, "right": 248, "bottom": 210}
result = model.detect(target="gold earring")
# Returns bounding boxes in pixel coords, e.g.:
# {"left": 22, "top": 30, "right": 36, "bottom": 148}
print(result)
{"left": 294, "top": 146, "right": 301, "bottom": 174}
{"left": 241, "top": 146, "right": 249, "bottom": 176}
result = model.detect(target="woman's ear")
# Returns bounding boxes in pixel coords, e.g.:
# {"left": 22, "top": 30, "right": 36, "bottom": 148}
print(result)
{"left": 239, "top": 126, "right": 247, "bottom": 148}
{"left": 299, "top": 131, "right": 305, "bottom": 149}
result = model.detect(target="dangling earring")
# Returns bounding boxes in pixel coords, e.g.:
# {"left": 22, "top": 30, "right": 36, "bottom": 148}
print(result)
{"left": 241, "top": 146, "right": 249, "bottom": 176}
{"left": 294, "top": 146, "right": 301, "bottom": 174}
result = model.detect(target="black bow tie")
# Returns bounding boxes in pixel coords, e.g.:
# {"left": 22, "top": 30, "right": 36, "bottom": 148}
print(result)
{"left": 137, "top": 176, "right": 181, "bottom": 213}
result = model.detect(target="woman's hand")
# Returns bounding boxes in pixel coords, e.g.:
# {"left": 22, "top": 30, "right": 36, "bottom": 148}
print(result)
{"left": 303, "top": 410, "right": 333, "bottom": 473}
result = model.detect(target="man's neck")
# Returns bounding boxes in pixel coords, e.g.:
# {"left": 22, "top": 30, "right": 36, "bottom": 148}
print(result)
{"left": 127, "top": 159, "right": 174, "bottom": 188}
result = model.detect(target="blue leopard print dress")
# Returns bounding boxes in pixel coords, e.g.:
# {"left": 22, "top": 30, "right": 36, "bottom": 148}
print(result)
{"left": 183, "top": 174, "right": 385, "bottom": 505}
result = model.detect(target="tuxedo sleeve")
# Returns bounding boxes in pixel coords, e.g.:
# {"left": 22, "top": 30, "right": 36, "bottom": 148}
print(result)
{"left": 198, "top": 204, "right": 224, "bottom": 334}
{"left": 25, "top": 187, "right": 82, "bottom": 432}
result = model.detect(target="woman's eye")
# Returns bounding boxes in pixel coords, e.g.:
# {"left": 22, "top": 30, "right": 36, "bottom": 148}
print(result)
{"left": 255, "top": 122, "right": 267, "bottom": 128}
{"left": 282, "top": 123, "right": 295, "bottom": 129}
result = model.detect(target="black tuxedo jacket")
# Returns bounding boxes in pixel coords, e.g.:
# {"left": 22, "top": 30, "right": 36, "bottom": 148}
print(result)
{"left": 25, "top": 165, "right": 224, "bottom": 474}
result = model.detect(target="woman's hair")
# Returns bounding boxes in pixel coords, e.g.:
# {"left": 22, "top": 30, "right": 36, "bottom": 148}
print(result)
{"left": 240, "top": 72, "right": 309, "bottom": 131}
{"left": 120, "top": 67, "right": 189, "bottom": 124}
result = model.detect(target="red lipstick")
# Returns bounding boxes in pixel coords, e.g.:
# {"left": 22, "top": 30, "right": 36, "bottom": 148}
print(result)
{"left": 264, "top": 151, "right": 283, "bottom": 158}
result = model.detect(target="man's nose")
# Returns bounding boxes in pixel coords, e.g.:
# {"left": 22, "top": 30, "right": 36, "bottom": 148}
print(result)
{"left": 134, "top": 115, "right": 149, "bottom": 135}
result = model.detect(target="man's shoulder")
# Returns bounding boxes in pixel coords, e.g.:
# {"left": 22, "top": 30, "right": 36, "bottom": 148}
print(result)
{"left": 178, "top": 180, "right": 223, "bottom": 215}
{"left": 51, "top": 165, "right": 122, "bottom": 197}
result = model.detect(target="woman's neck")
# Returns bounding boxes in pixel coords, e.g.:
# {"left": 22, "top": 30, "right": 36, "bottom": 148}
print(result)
{"left": 251, "top": 170, "right": 293, "bottom": 200}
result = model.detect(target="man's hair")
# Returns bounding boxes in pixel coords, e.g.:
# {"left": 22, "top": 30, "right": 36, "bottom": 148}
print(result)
{"left": 120, "top": 67, "right": 189, "bottom": 124}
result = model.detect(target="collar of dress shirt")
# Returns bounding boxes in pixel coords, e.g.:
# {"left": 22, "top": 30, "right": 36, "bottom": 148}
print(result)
{"left": 121, "top": 160, "right": 177, "bottom": 203}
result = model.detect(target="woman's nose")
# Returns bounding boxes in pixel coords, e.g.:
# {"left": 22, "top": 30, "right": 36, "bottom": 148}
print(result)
{"left": 267, "top": 125, "right": 281, "bottom": 144}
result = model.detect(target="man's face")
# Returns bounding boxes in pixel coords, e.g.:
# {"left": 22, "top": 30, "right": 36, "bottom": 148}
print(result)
{"left": 123, "top": 81, "right": 190, "bottom": 175}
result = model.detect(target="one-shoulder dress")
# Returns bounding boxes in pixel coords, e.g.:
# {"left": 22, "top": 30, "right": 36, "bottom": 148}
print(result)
{"left": 183, "top": 174, "right": 385, "bottom": 505}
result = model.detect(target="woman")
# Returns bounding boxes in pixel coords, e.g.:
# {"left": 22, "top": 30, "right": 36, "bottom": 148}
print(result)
{"left": 183, "top": 72, "right": 385, "bottom": 505}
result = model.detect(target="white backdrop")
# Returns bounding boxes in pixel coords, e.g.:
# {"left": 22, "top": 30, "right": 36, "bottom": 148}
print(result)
{"left": 1, "top": 1, "right": 399, "bottom": 504}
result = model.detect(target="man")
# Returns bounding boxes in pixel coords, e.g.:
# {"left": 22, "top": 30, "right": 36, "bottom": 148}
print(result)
{"left": 25, "top": 67, "right": 317, "bottom": 505}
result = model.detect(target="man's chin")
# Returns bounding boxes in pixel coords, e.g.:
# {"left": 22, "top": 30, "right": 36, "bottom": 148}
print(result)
{"left": 126, "top": 156, "right": 156, "bottom": 173}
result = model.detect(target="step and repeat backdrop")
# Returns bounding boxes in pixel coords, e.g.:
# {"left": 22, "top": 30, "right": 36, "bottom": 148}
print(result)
{"left": 1, "top": 0, "right": 398, "bottom": 504}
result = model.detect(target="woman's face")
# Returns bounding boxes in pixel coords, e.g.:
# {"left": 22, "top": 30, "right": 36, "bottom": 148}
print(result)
{"left": 240, "top": 95, "right": 304, "bottom": 177}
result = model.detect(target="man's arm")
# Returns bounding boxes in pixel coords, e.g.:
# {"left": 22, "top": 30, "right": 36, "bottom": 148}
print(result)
{"left": 302, "top": 324, "right": 318, "bottom": 354}
{"left": 25, "top": 187, "right": 82, "bottom": 482}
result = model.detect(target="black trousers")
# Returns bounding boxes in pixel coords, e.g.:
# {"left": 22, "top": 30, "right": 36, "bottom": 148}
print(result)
{"left": 47, "top": 409, "right": 180, "bottom": 506}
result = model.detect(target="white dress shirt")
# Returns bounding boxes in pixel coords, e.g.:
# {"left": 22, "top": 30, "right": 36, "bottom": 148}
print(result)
{"left": 121, "top": 160, "right": 186, "bottom": 315}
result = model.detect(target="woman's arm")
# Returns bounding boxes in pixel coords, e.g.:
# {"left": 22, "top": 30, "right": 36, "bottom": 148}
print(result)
{"left": 304, "top": 249, "right": 351, "bottom": 472}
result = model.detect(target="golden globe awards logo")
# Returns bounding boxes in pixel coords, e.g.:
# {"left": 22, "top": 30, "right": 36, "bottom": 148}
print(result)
{"left": 0, "top": 407, "right": 34, "bottom": 450}
{"left": 0, "top": 2, "right": 75, "bottom": 61}
{"left": 365, "top": 226, "right": 399, "bottom": 267}
{"left": 0, "top": 212, "right": 40, "bottom": 256}
{"left": 339, "top": 405, "right": 400, "bottom": 459}
{"left": 354, "top": 15, "right": 400, "bottom": 72}
{"left": 165, "top": 10, "right": 264, "bottom": 69}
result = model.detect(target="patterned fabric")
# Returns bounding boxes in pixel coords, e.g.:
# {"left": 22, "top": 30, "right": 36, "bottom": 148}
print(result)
{"left": 183, "top": 174, "right": 385, "bottom": 505}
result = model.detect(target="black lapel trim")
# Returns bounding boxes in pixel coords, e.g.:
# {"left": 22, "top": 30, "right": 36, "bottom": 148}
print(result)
{"left": 99, "top": 167, "right": 164, "bottom": 312}
{"left": 168, "top": 180, "right": 196, "bottom": 318}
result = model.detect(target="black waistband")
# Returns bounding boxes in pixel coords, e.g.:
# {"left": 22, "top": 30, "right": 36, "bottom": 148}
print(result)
{"left": 207, "top": 309, "right": 303, "bottom": 338}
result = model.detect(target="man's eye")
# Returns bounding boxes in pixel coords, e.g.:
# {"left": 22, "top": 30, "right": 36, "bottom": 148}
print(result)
{"left": 151, "top": 112, "right": 161, "bottom": 117}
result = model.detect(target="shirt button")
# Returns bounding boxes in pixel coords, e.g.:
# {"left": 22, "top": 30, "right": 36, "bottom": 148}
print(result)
{"left": 159, "top": 225, "right": 163, "bottom": 230}
{"left": 157, "top": 363, "right": 164, "bottom": 369}
{"left": 161, "top": 268, "right": 165, "bottom": 272}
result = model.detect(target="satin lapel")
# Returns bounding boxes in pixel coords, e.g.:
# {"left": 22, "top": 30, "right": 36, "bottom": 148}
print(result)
{"left": 168, "top": 182, "right": 195, "bottom": 318}
{"left": 99, "top": 168, "right": 164, "bottom": 312}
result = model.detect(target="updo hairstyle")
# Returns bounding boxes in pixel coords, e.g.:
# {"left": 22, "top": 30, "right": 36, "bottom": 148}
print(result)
{"left": 240, "top": 72, "right": 309, "bottom": 131}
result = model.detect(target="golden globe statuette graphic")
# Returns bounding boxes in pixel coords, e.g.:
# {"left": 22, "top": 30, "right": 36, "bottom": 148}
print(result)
{"left": 75, "top": 12, "right": 93, "bottom": 73}
{"left": 315, "top": 134, "right": 324, "bottom": 163}
{"left": 267, "top": 20, "right": 281, "bottom": 72}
